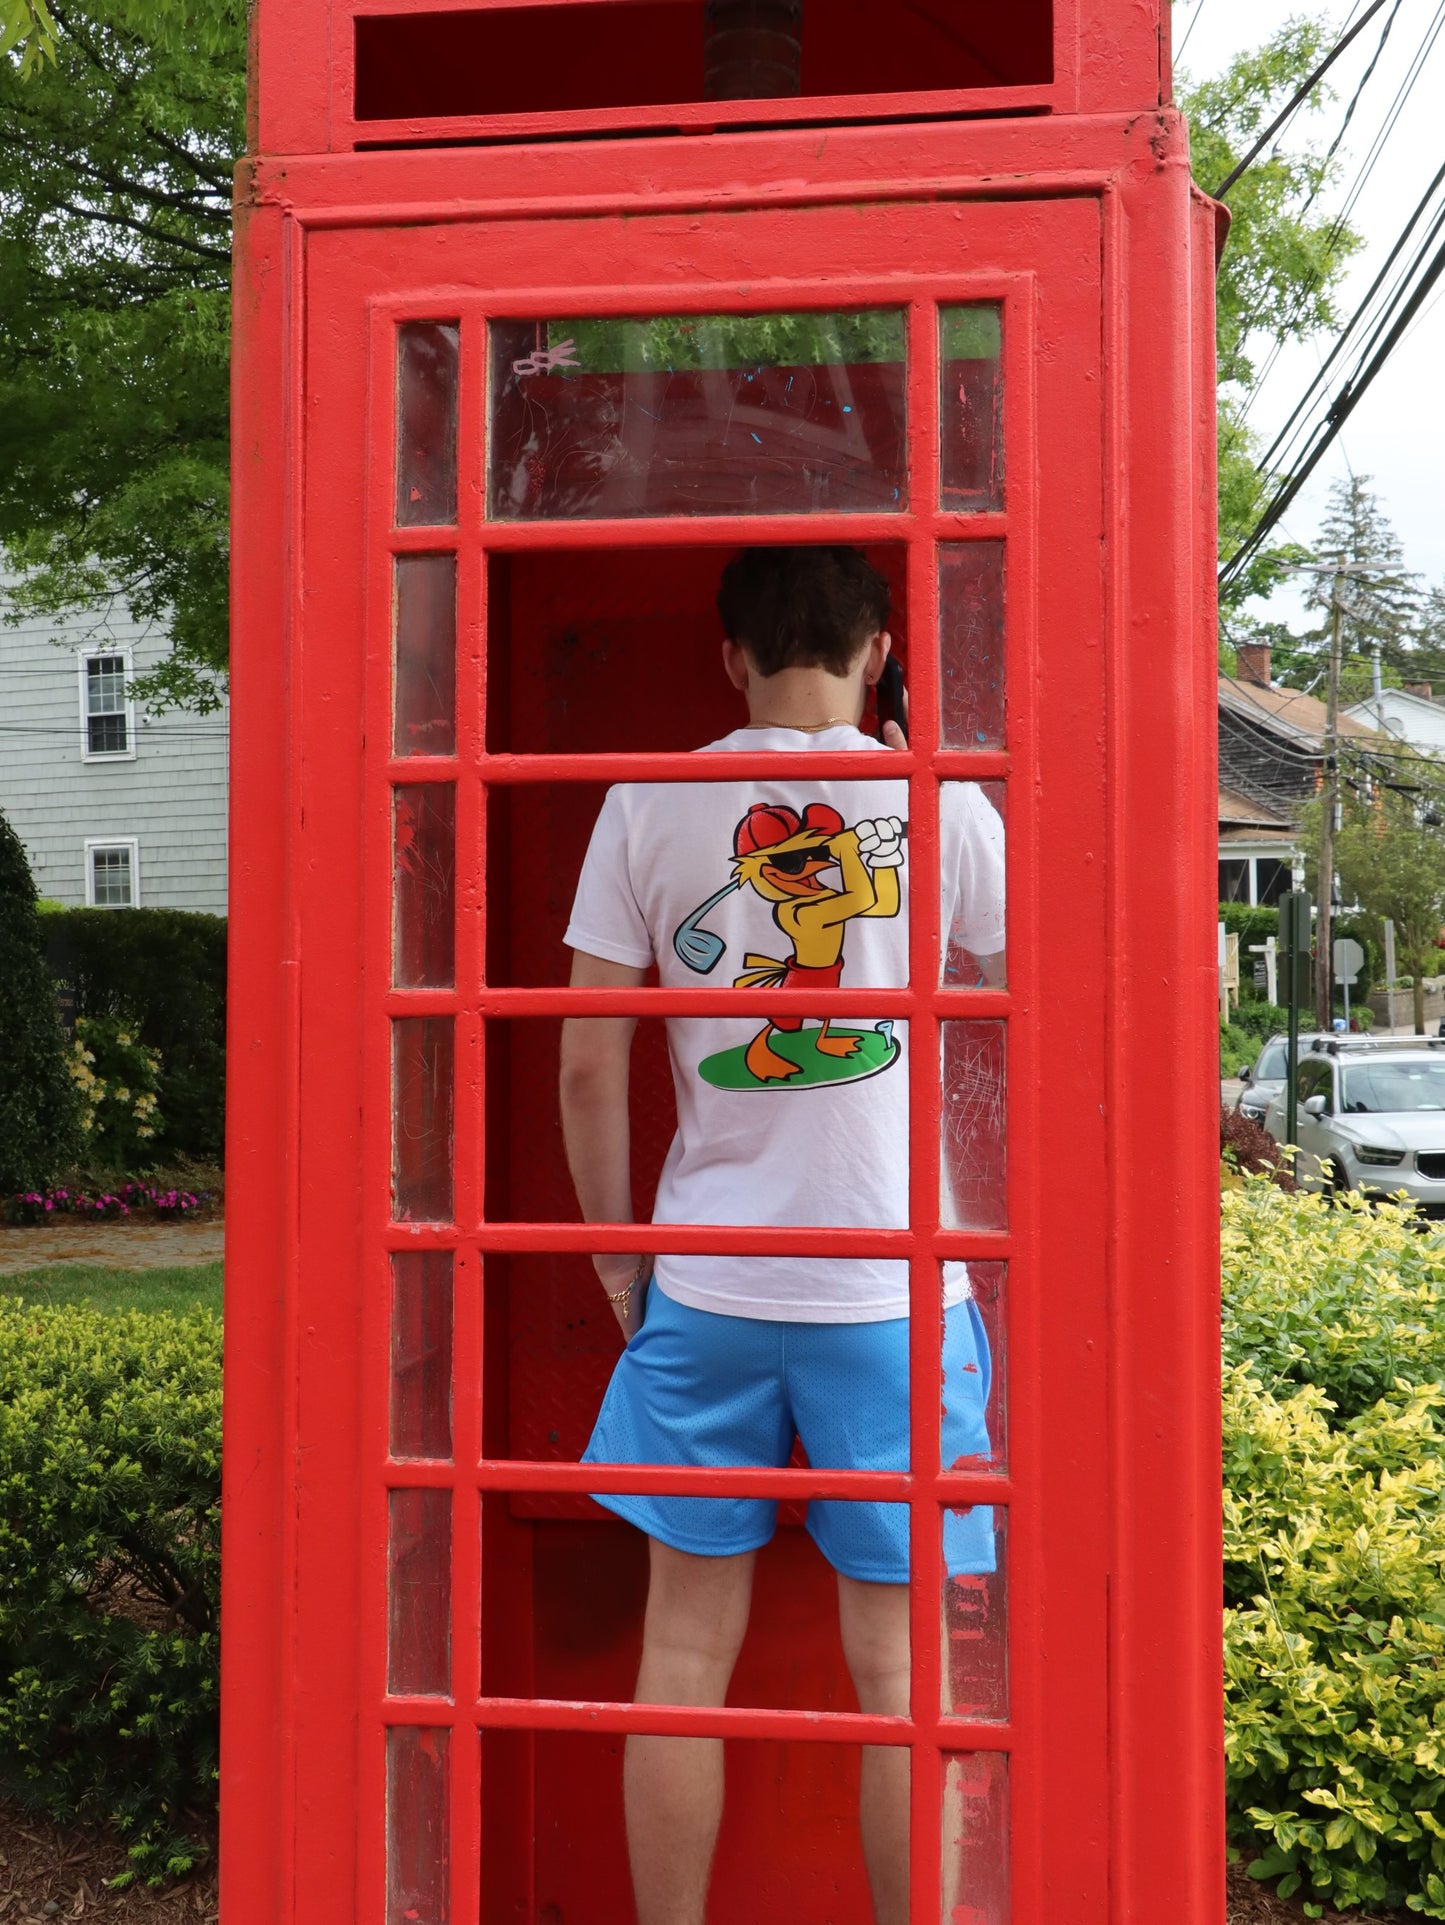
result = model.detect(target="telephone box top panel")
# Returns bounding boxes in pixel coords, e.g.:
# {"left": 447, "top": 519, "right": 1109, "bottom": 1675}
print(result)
{"left": 252, "top": 0, "right": 1174, "bottom": 157}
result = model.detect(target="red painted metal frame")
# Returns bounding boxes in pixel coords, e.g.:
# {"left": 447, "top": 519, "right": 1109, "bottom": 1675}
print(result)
{"left": 252, "top": 0, "right": 1170, "bottom": 155}
{"left": 227, "top": 88, "right": 1220, "bottom": 1925}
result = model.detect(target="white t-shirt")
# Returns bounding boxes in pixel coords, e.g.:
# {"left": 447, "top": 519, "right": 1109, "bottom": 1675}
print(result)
{"left": 564, "top": 724, "right": 1005, "bottom": 1322}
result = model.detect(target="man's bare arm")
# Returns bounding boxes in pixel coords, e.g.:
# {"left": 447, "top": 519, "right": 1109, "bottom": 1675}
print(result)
{"left": 559, "top": 949, "right": 648, "bottom": 1334}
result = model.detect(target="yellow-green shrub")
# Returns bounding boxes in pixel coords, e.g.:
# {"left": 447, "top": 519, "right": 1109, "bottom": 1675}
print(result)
{"left": 1223, "top": 1177, "right": 1445, "bottom": 1915}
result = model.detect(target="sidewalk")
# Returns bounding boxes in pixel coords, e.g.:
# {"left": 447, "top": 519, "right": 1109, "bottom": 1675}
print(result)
{"left": 0, "top": 1218, "right": 224, "bottom": 1277}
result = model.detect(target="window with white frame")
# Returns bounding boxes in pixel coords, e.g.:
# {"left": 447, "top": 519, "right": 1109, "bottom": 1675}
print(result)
{"left": 85, "top": 838, "right": 140, "bottom": 908}
{"left": 79, "top": 651, "right": 134, "bottom": 758}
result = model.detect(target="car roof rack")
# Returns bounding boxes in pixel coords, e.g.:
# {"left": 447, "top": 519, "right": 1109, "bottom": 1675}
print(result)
{"left": 1309, "top": 1034, "right": 1445, "bottom": 1057}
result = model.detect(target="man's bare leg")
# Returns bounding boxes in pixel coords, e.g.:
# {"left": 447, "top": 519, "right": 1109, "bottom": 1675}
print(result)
{"left": 838, "top": 1575, "right": 912, "bottom": 1925}
{"left": 626, "top": 1540, "right": 756, "bottom": 1925}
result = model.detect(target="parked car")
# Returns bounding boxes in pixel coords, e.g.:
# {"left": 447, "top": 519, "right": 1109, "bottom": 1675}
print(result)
{"left": 1262, "top": 1036, "right": 1445, "bottom": 1216}
{"left": 1234, "top": 1032, "right": 1330, "bottom": 1127}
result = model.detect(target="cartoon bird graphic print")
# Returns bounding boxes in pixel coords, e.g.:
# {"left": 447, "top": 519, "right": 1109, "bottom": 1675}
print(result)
{"left": 672, "top": 801, "right": 905, "bottom": 1088}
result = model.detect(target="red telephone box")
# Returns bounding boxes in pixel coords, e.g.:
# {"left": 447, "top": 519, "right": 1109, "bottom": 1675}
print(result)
{"left": 225, "top": 5, "right": 1223, "bottom": 1919}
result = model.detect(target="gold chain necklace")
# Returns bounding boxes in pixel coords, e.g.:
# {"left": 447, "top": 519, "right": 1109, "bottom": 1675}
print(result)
{"left": 743, "top": 718, "right": 856, "bottom": 733}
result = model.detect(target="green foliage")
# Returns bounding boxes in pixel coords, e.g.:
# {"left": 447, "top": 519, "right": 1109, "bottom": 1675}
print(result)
{"left": 0, "top": 0, "right": 242, "bottom": 711}
{"left": 1223, "top": 1179, "right": 1445, "bottom": 1914}
{"left": 0, "top": 808, "right": 83, "bottom": 1189}
{"left": 1332, "top": 789, "right": 1445, "bottom": 994}
{"left": 0, "top": 1301, "right": 221, "bottom": 1885}
{"left": 558, "top": 308, "right": 909, "bottom": 373}
{"left": 45, "top": 907, "right": 225, "bottom": 1161}
{"left": 1181, "top": 28, "right": 1361, "bottom": 611}
{"left": 0, "top": 0, "right": 57, "bottom": 72}
{"left": 68, "top": 1013, "right": 164, "bottom": 1169}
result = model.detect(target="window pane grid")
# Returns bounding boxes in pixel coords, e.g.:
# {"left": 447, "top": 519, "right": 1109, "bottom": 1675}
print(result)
{"left": 90, "top": 846, "right": 133, "bottom": 906}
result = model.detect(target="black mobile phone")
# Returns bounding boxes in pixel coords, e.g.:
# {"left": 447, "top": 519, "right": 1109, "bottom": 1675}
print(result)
{"left": 877, "top": 655, "right": 908, "bottom": 743}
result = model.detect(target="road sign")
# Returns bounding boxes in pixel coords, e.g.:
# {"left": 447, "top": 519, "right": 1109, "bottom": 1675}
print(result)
{"left": 1333, "top": 937, "right": 1365, "bottom": 985}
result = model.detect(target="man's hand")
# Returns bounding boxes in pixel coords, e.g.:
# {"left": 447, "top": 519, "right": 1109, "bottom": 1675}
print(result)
{"left": 855, "top": 816, "right": 905, "bottom": 867}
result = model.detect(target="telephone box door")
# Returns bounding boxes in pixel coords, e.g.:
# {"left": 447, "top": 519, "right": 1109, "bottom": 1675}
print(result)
{"left": 274, "top": 191, "right": 1110, "bottom": 1924}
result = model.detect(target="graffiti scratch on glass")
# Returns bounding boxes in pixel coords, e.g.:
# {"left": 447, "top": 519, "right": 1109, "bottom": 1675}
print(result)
{"left": 511, "top": 337, "right": 581, "bottom": 380}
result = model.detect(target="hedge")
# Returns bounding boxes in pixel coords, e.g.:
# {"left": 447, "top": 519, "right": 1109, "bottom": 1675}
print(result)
{"left": 43, "top": 907, "right": 226, "bottom": 1162}
{"left": 0, "top": 810, "right": 83, "bottom": 1188}
{"left": 0, "top": 1302, "right": 221, "bottom": 1885}
{"left": 1223, "top": 1177, "right": 1445, "bottom": 1916}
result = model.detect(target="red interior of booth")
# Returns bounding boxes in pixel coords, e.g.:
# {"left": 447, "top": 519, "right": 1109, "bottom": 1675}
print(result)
{"left": 478, "top": 542, "right": 909, "bottom": 1918}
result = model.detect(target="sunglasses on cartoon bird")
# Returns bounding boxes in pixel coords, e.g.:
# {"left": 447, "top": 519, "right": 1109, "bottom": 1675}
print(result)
{"left": 763, "top": 845, "right": 832, "bottom": 875}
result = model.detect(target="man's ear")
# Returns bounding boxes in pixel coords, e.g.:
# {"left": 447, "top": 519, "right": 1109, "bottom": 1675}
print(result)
{"left": 722, "top": 638, "right": 751, "bottom": 694}
{"left": 863, "top": 630, "right": 892, "bottom": 686}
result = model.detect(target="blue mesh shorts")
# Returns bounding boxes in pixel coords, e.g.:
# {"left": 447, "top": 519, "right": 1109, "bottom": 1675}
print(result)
{"left": 582, "top": 1284, "right": 995, "bottom": 1584}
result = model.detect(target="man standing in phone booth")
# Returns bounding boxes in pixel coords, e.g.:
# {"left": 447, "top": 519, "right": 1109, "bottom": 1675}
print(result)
{"left": 559, "top": 545, "right": 1006, "bottom": 1925}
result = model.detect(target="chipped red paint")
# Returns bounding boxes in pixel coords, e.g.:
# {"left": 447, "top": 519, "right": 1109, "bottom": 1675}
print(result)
{"left": 225, "top": 4, "right": 1222, "bottom": 1920}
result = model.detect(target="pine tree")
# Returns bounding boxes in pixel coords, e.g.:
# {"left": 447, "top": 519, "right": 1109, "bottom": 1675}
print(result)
{"left": 0, "top": 809, "right": 83, "bottom": 1191}
{"left": 1303, "top": 475, "right": 1423, "bottom": 678}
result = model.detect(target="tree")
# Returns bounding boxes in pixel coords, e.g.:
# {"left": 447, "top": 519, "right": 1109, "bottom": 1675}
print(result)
{"left": 0, "top": 0, "right": 242, "bottom": 711}
{"left": 1331, "top": 784, "right": 1445, "bottom": 1036}
{"left": 1302, "top": 474, "right": 1422, "bottom": 671}
{"left": 0, "top": 808, "right": 83, "bottom": 1190}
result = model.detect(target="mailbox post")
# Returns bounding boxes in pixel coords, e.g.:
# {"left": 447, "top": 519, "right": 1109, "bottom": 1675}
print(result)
{"left": 226, "top": 5, "right": 1225, "bottom": 1920}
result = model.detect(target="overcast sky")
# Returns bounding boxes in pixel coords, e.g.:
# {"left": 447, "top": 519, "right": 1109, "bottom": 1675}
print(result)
{"left": 1175, "top": 0, "right": 1445, "bottom": 621}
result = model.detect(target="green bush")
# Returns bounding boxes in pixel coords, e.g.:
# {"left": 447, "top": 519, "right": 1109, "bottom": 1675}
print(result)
{"left": 43, "top": 907, "right": 225, "bottom": 1162}
{"left": 1223, "top": 1178, "right": 1445, "bottom": 1915}
{"left": 0, "top": 1302, "right": 221, "bottom": 1884}
{"left": 0, "top": 810, "right": 84, "bottom": 1189}
{"left": 69, "top": 1014, "right": 165, "bottom": 1170}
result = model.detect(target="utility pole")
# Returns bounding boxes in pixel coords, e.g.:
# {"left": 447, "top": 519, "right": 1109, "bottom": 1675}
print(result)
{"left": 1316, "top": 562, "right": 1346, "bottom": 1029}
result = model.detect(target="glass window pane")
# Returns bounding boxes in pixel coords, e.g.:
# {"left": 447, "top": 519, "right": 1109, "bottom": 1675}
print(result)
{"left": 394, "top": 784, "right": 456, "bottom": 989}
{"left": 942, "top": 781, "right": 1006, "bottom": 985}
{"left": 939, "top": 544, "right": 1005, "bottom": 751}
{"left": 939, "top": 304, "right": 1003, "bottom": 512}
{"left": 489, "top": 310, "right": 906, "bottom": 520}
{"left": 388, "top": 1487, "right": 452, "bottom": 1696}
{"left": 87, "top": 713, "right": 128, "bottom": 754}
{"left": 386, "top": 1725, "right": 449, "bottom": 1925}
{"left": 396, "top": 322, "right": 460, "bottom": 526}
{"left": 391, "top": 1252, "right": 453, "bottom": 1460}
{"left": 943, "top": 1750, "right": 1009, "bottom": 1925}
{"left": 944, "top": 1508, "right": 1006, "bottom": 1720}
{"left": 86, "top": 657, "right": 125, "bottom": 714}
{"left": 944, "top": 1261, "right": 1006, "bottom": 1476}
{"left": 91, "top": 847, "right": 134, "bottom": 907}
{"left": 941, "top": 1020, "right": 1006, "bottom": 1231}
{"left": 393, "top": 554, "right": 457, "bottom": 758}
{"left": 392, "top": 1017, "right": 454, "bottom": 1223}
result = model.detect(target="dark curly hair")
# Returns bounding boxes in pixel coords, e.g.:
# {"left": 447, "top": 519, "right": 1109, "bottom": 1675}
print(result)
{"left": 716, "top": 546, "right": 890, "bottom": 678}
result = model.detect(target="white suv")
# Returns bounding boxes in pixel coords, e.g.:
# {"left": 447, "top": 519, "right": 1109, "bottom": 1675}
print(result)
{"left": 1263, "top": 1037, "right": 1445, "bottom": 1217}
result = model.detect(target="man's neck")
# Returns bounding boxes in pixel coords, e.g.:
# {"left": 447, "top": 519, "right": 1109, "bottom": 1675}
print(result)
{"left": 743, "top": 668, "right": 865, "bottom": 731}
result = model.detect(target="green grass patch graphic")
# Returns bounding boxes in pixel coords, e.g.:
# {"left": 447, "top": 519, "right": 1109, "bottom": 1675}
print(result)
{"left": 698, "top": 1024, "right": 900, "bottom": 1092}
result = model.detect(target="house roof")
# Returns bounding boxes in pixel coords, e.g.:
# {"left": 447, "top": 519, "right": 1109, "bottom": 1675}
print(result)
{"left": 1218, "top": 783, "right": 1293, "bottom": 833}
{"left": 1218, "top": 674, "right": 1382, "bottom": 746}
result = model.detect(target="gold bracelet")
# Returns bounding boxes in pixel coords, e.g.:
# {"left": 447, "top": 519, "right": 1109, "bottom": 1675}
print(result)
{"left": 605, "top": 1259, "right": 648, "bottom": 1309}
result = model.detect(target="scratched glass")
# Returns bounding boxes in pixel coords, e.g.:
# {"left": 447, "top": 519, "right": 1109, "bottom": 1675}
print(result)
{"left": 391, "top": 1252, "right": 453, "bottom": 1461}
{"left": 392, "top": 1017, "right": 454, "bottom": 1223}
{"left": 942, "top": 1260, "right": 1006, "bottom": 1476}
{"left": 940, "top": 1020, "right": 1007, "bottom": 1231}
{"left": 939, "top": 544, "right": 1006, "bottom": 750}
{"left": 388, "top": 1488, "right": 452, "bottom": 1696}
{"left": 941, "top": 781, "right": 1006, "bottom": 986}
{"left": 393, "top": 554, "right": 457, "bottom": 757}
{"left": 394, "top": 784, "right": 456, "bottom": 989}
{"left": 488, "top": 310, "right": 907, "bottom": 519}
{"left": 396, "top": 321, "right": 459, "bottom": 526}
{"left": 943, "top": 1508, "right": 1007, "bottom": 1720}
{"left": 943, "top": 1750, "right": 1009, "bottom": 1925}
{"left": 939, "top": 305, "right": 1004, "bottom": 512}
{"left": 386, "top": 1725, "right": 449, "bottom": 1925}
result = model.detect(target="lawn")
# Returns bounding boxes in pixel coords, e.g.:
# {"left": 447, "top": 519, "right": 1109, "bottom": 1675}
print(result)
{"left": 0, "top": 1261, "right": 222, "bottom": 1316}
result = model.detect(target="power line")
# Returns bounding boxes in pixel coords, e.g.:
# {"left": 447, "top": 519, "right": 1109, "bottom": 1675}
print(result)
{"left": 1213, "top": 0, "right": 1392, "bottom": 199}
